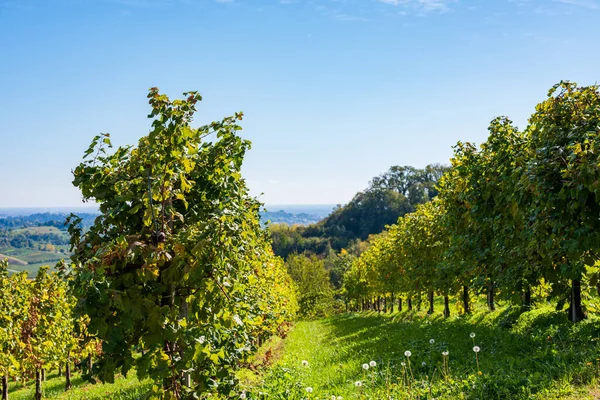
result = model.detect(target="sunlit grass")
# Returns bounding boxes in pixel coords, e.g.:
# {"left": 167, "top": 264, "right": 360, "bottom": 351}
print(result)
{"left": 6, "top": 298, "right": 599, "bottom": 399}
{"left": 243, "top": 298, "right": 600, "bottom": 399}
{"left": 7, "top": 369, "right": 151, "bottom": 400}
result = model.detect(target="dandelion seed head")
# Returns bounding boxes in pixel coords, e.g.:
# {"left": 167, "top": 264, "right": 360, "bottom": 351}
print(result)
{"left": 362, "top": 363, "right": 369, "bottom": 370}
{"left": 331, "top": 396, "right": 336, "bottom": 400}
{"left": 442, "top": 351, "right": 449, "bottom": 356}
{"left": 429, "top": 339, "right": 435, "bottom": 344}
{"left": 355, "top": 381, "right": 363, "bottom": 387}
{"left": 240, "top": 393, "right": 246, "bottom": 399}
{"left": 337, "top": 397, "right": 343, "bottom": 400}
{"left": 470, "top": 332, "right": 476, "bottom": 339}
{"left": 302, "top": 360, "right": 309, "bottom": 366}
{"left": 306, "top": 387, "right": 313, "bottom": 393}
{"left": 473, "top": 346, "right": 480, "bottom": 353}
{"left": 404, "top": 350, "right": 412, "bottom": 357}
{"left": 369, "top": 360, "right": 376, "bottom": 367}
{"left": 422, "top": 362, "right": 427, "bottom": 367}
{"left": 401, "top": 361, "right": 406, "bottom": 367}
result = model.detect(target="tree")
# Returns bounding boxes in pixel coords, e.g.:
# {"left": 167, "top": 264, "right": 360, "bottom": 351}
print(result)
{"left": 0, "top": 260, "right": 31, "bottom": 400}
{"left": 521, "top": 81, "right": 600, "bottom": 322}
{"left": 68, "top": 88, "right": 297, "bottom": 398}
{"left": 21, "top": 267, "right": 75, "bottom": 400}
{"left": 286, "top": 254, "right": 334, "bottom": 318}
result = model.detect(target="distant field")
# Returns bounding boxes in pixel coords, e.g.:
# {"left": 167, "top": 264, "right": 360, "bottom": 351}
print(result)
{"left": 9, "top": 262, "right": 60, "bottom": 276}
{"left": 0, "top": 253, "right": 28, "bottom": 265}
{"left": 1, "top": 247, "right": 68, "bottom": 276}
{"left": 10, "top": 226, "right": 67, "bottom": 235}
{"left": 0, "top": 247, "right": 67, "bottom": 262}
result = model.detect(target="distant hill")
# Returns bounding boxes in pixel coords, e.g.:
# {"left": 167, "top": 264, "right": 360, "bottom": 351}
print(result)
{"left": 261, "top": 205, "right": 334, "bottom": 226}
{"left": 264, "top": 205, "right": 335, "bottom": 219}
{"left": 0, "top": 206, "right": 332, "bottom": 275}
{"left": 270, "top": 164, "right": 449, "bottom": 258}
{"left": 0, "top": 206, "right": 99, "bottom": 217}
{"left": 261, "top": 210, "right": 323, "bottom": 226}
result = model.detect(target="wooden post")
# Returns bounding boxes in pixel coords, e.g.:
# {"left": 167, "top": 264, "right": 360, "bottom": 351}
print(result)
{"left": 2, "top": 375, "right": 8, "bottom": 400}
{"left": 427, "top": 291, "right": 434, "bottom": 315}
{"left": 65, "top": 362, "right": 72, "bottom": 391}
{"left": 487, "top": 282, "right": 495, "bottom": 311}
{"left": 443, "top": 295, "right": 450, "bottom": 318}
{"left": 522, "top": 286, "right": 531, "bottom": 311}
{"left": 34, "top": 370, "right": 42, "bottom": 400}
{"left": 568, "top": 279, "right": 586, "bottom": 322}
{"left": 462, "top": 286, "right": 470, "bottom": 314}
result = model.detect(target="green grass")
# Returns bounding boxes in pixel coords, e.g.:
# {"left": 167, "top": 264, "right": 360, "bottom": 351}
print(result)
{"left": 7, "top": 370, "right": 151, "bottom": 400}
{"left": 5, "top": 299, "right": 599, "bottom": 399}
{"left": 241, "top": 300, "right": 600, "bottom": 399}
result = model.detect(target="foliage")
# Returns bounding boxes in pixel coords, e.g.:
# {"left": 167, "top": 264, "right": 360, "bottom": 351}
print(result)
{"left": 22, "top": 266, "right": 76, "bottom": 374}
{"left": 286, "top": 254, "right": 334, "bottom": 319}
{"left": 0, "top": 259, "right": 31, "bottom": 379}
{"left": 269, "top": 164, "right": 448, "bottom": 259}
{"left": 344, "top": 82, "right": 600, "bottom": 322}
{"left": 67, "top": 88, "right": 297, "bottom": 398}
{"left": 1, "top": 259, "right": 75, "bottom": 400}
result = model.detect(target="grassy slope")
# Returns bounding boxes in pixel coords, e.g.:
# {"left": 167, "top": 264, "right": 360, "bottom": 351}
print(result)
{"left": 243, "top": 301, "right": 600, "bottom": 400}
{"left": 7, "top": 370, "right": 151, "bottom": 400}
{"left": 1, "top": 246, "right": 68, "bottom": 275}
{"left": 0, "top": 253, "right": 28, "bottom": 265}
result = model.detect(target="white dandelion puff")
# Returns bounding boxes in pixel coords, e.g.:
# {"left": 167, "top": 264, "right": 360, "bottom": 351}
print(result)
{"left": 404, "top": 350, "right": 412, "bottom": 357}
{"left": 302, "top": 360, "right": 309, "bottom": 366}
{"left": 401, "top": 361, "right": 406, "bottom": 367}
{"left": 306, "top": 387, "right": 313, "bottom": 393}
{"left": 470, "top": 332, "right": 476, "bottom": 339}
{"left": 422, "top": 362, "right": 427, "bottom": 367}
{"left": 429, "top": 339, "right": 435, "bottom": 344}
{"left": 369, "top": 360, "right": 376, "bottom": 367}
{"left": 362, "top": 363, "right": 369, "bottom": 370}
{"left": 473, "top": 346, "right": 480, "bottom": 353}
{"left": 442, "top": 351, "right": 449, "bottom": 356}
{"left": 355, "top": 381, "right": 363, "bottom": 387}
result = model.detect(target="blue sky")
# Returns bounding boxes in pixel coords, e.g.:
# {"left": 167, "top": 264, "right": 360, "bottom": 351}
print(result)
{"left": 1, "top": 0, "right": 599, "bottom": 207}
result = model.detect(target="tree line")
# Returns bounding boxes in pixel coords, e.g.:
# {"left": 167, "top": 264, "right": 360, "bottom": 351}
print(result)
{"left": 0, "top": 261, "right": 97, "bottom": 400}
{"left": 344, "top": 82, "right": 600, "bottom": 323}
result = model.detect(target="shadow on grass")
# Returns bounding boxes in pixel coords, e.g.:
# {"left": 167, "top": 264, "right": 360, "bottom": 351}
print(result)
{"left": 317, "top": 306, "right": 599, "bottom": 397}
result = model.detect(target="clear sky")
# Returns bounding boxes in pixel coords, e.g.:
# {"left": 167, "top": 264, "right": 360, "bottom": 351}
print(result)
{"left": 1, "top": 0, "right": 599, "bottom": 207}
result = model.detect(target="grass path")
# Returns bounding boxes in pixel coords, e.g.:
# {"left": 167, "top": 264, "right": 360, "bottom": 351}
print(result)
{"left": 244, "top": 305, "right": 600, "bottom": 399}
